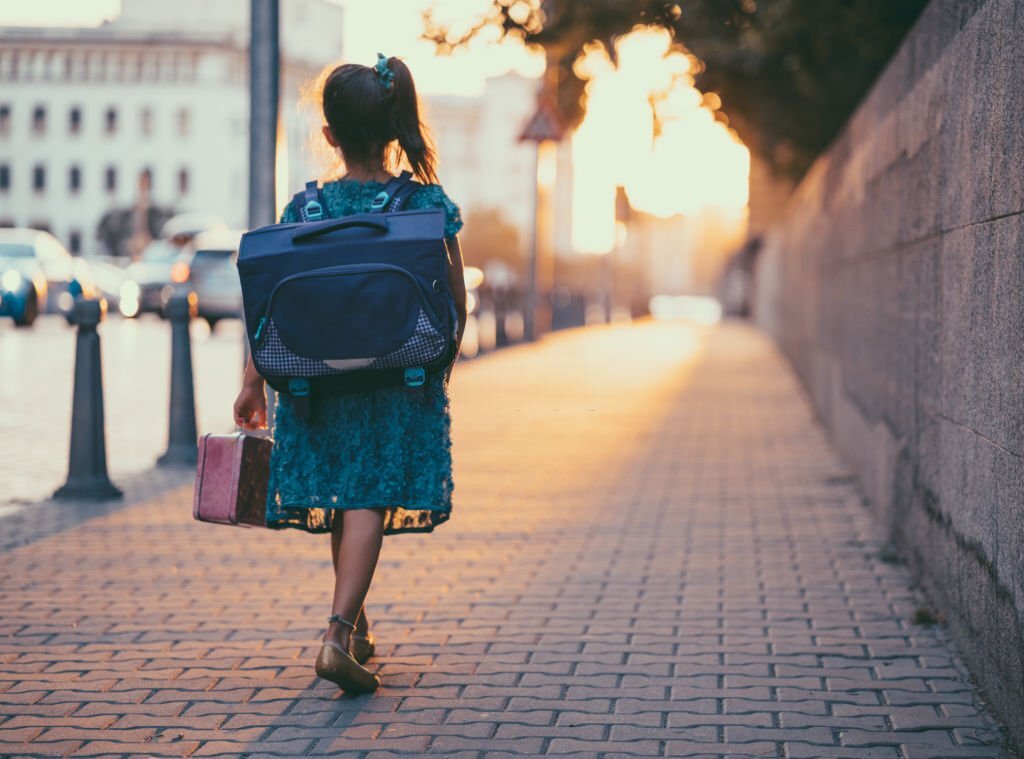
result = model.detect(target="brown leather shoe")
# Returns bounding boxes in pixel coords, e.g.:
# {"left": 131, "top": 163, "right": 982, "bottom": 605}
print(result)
{"left": 315, "top": 642, "right": 380, "bottom": 693}
{"left": 350, "top": 632, "right": 376, "bottom": 665}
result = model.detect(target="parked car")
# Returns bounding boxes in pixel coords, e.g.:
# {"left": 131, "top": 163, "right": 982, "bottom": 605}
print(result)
{"left": 0, "top": 228, "right": 97, "bottom": 326}
{"left": 83, "top": 256, "right": 130, "bottom": 316}
{"left": 121, "top": 212, "right": 227, "bottom": 318}
{"left": 167, "top": 229, "right": 244, "bottom": 329}
{"left": 159, "top": 212, "right": 227, "bottom": 243}
{"left": 122, "top": 239, "right": 182, "bottom": 316}
{"left": 0, "top": 243, "right": 47, "bottom": 327}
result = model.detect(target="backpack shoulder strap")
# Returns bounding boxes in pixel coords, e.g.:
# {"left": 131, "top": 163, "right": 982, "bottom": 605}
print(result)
{"left": 293, "top": 180, "right": 326, "bottom": 222}
{"left": 388, "top": 175, "right": 423, "bottom": 212}
{"left": 370, "top": 171, "right": 421, "bottom": 213}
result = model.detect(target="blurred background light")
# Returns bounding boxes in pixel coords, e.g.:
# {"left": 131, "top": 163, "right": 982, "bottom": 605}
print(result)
{"left": 649, "top": 294, "right": 722, "bottom": 325}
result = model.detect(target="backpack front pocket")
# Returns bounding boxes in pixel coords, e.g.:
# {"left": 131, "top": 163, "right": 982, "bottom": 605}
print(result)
{"left": 252, "top": 264, "right": 448, "bottom": 378}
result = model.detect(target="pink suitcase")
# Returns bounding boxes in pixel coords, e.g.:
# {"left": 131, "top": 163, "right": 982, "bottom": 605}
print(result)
{"left": 193, "top": 432, "right": 273, "bottom": 527}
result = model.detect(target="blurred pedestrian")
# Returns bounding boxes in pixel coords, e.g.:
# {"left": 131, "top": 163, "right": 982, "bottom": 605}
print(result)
{"left": 233, "top": 54, "right": 467, "bottom": 694}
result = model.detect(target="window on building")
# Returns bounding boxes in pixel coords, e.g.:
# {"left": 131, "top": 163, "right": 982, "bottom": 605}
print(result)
{"left": 142, "top": 53, "right": 158, "bottom": 81}
{"left": 0, "top": 164, "right": 10, "bottom": 191}
{"left": 140, "top": 106, "right": 153, "bottom": 136}
{"left": 27, "top": 51, "right": 41, "bottom": 80}
{"left": 178, "top": 167, "right": 189, "bottom": 195}
{"left": 68, "top": 229, "right": 82, "bottom": 254}
{"left": 177, "top": 108, "right": 190, "bottom": 137}
{"left": 69, "top": 165, "right": 81, "bottom": 193}
{"left": 105, "top": 107, "right": 117, "bottom": 134}
{"left": 33, "top": 164, "right": 46, "bottom": 192}
{"left": 105, "top": 166, "right": 117, "bottom": 192}
{"left": 32, "top": 105, "right": 46, "bottom": 134}
{"left": 0, "top": 104, "right": 10, "bottom": 135}
{"left": 112, "top": 52, "right": 125, "bottom": 82}
{"left": 69, "top": 106, "right": 82, "bottom": 135}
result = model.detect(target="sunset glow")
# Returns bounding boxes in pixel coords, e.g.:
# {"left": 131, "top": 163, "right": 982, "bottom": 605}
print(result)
{"left": 571, "top": 27, "right": 750, "bottom": 253}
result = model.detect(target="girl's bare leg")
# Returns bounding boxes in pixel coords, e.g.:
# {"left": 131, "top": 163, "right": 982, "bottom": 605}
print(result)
{"left": 325, "top": 508, "right": 384, "bottom": 651}
{"left": 330, "top": 517, "right": 370, "bottom": 639}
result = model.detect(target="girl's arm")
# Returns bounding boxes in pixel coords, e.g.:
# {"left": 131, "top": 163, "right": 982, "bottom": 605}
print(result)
{"left": 233, "top": 356, "right": 268, "bottom": 429}
{"left": 242, "top": 356, "right": 264, "bottom": 389}
{"left": 445, "top": 235, "right": 468, "bottom": 365}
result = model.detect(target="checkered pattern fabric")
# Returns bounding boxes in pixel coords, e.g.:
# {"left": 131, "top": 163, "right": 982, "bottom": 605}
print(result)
{"left": 253, "top": 320, "right": 337, "bottom": 377}
{"left": 370, "top": 311, "right": 447, "bottom": 369}
{"left": 253, "top": 310, "right": 446, "bottom": 378}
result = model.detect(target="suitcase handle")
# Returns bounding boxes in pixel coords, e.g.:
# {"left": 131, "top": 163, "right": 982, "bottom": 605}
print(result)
{"left": 292, "top": 216, "right": 390, "bottom": 244}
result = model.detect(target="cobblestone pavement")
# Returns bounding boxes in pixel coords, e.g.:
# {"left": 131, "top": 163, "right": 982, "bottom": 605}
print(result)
{"left": 0, "top": 315, "right": 244, "bottom": 507}
{"left": 0, "top": 321, "right": 1015, "bottom": 758}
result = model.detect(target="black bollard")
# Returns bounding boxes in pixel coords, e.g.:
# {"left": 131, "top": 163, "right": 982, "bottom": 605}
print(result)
{"left": 54, "top": 299, "right": 123, "bottom": 500}
{"left": 157, "top": 290, "right": 198, "bottom": 467}
{"left": 494, "top": 291, "right": 508, "bottom": 348}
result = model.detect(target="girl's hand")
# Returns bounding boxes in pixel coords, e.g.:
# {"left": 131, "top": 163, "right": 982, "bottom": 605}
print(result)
{"left": 233, "top": 383, "right": 268, "bottom": 430}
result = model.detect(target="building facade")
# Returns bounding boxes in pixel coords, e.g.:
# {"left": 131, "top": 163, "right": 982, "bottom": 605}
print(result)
{"left": 425, "top": 73, "right": 575, "bottom": 263}
{"left": 0, "top": 0, "right": 342, "bottom": 255}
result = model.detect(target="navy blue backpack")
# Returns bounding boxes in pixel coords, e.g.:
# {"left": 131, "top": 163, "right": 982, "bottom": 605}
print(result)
{"left": 237, "top": 172, "right": 457, "bottom": 415}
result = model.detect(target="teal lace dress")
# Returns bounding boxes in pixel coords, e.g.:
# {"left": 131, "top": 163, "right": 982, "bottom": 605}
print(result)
{"left": 265, "top": 178, "right": 463, "bottom": 535}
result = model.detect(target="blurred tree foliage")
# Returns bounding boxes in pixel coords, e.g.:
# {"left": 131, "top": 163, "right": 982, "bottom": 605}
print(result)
{"left": 424, "top": 0, "right": 928, "bottom": 176}
{"left": 96, "top": 206, "right": 175, "bottom": 257}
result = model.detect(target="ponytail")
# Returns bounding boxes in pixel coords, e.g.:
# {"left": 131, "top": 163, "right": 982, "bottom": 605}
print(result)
{"left": 385, "top": 57, "right": 438, "bottom": 185}
{"left": 320, "top": 56, "right": 438, "bottom": 185}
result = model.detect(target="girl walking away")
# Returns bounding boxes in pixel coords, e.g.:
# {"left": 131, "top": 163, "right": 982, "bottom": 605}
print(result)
{"left": 232, "top": 54, "right": 468, "bottom": 694}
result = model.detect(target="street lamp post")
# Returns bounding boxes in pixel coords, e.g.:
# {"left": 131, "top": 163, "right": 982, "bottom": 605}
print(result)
{"left": 249, "top": 0, "right": 279, "bottom": 232}
{"left": 248, "top": 0, "right": 279, "bottom": 421}
{"left": 605, "top": 186, "right": 631, "bottom": 323}
{"left": 519, "top": 92, "right": 565, "bottom": 342}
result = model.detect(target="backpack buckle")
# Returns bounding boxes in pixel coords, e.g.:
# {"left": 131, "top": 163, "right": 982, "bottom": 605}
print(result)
{"left": 370, "top": 191, "right": 389, "bottom": 211}
{"left": 403, "top": 367, "right": 425, "bottom": 388}
{"left": 288, "top": 378, "right": 311, "bottom": 418}
{"left": 303, "top": 200, "right": 324, "bottom": 221}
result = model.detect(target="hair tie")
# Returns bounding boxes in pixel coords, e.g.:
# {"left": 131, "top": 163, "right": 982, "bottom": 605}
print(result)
{"left": 374, "top": 53, "right": 394, "bottom": 90}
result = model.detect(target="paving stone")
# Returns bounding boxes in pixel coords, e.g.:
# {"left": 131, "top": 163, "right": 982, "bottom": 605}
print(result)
{"left": 71, "top": 739, "right": 202, "bottom": 756}
{"left": 779, "top": 712, "right": 888, "bottom": 730}
{"left": 838, "top": 727, "right": 955, "bottom": 747}
{"left": 724, "top": 724, "right": 835, "bottom": 744}
{"left": 676, "top": 744, "right": 778, "bottom": 758}
{"left": 667, "top": 712, "right": 773, "bottom": 729}
{"left": 784, "top": 743, "right": 901, "bottom": 758}
{"left": 313, "top": 735, "right": 431, "bottom": 753}
{"left": 900, "top": 748, "right": 1005, "bottom": 759}
{"left": 0, "top": 322, "right": 1011, "bottom": 756}
{"left": 449, "top": 708, "right": 551, "bottom": 725}
{"left": 0, "top": 727, "right": 44, "bottom": 742}
{"left": 559, "top": 710, "right": 663, "bottom": 727}
{"left": 430, "top": 736, "right": 543, "bottom": 753}
{"left": 0, "top": 739, "right": 84, "bottom": 756}
{"left": 36, "top": 727, "right": 156, "bottom": 742}
{"left": 548, "top": 737, "right": 662, "bottom": 754}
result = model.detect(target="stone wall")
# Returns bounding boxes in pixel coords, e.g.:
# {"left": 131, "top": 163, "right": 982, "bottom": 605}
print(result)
{"left": 753, "top": 0, "right": 1023, "bottom": 743}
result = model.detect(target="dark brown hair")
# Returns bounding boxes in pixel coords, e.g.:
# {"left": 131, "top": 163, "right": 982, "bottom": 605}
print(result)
{"left": 322, "top": 57, "right": 438, "bottom": 184}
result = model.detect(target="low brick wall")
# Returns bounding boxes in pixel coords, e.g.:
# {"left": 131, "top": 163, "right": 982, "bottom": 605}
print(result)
{"left": 753, "top": 0, "right": 1023, "bottom": 743}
